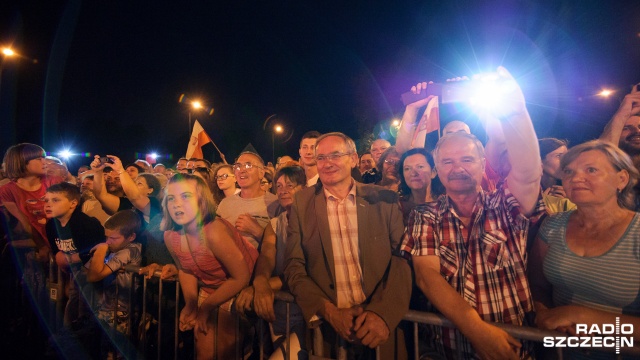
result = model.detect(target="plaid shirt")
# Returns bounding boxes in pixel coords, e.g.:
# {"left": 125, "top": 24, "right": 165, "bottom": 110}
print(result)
{"left": 324, "top": 181, "right": 366, "bottom": 309}
{"left": 401, "top": 183, "right": 545, "bottom": 359}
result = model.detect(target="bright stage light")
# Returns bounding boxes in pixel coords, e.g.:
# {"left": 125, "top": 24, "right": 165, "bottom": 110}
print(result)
{"left": 58, "top": 150, "right": 73, "bottom": 159}
{"left": 150, "top": 153, "right": 158, "bottom": 159}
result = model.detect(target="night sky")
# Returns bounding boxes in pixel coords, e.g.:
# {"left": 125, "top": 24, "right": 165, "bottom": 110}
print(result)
{"left": 1, "top": 1, "right": 639, "bottom": 170}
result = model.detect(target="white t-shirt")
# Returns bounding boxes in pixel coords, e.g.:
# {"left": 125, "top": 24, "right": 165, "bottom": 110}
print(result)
{"left": 217, "top": 191, "right": 279, "bottom": 248}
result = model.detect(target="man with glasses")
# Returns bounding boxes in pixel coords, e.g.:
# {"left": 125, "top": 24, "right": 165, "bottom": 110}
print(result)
{"left": 216, "top": 151, "right": 279, "bottom": 249}
{"left": 284, "top": 132, "right": 411, "bottom": 358}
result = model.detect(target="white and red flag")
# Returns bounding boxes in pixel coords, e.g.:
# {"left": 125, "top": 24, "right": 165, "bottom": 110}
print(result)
{"left": 186, "top": 120, "right": 212, "bottom": 159}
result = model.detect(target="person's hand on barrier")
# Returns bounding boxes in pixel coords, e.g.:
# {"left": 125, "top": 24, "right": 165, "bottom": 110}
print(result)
{"left": 160, "top": 264, "right": 178, "bottom": 279}
{"left": 353, "top": 311, "right": 390, "bottom": 348}
{"left": 138, "top": 263, "right": 161, "bottom": 279}
{"left": 323, "top": 302, "right": 363, "bottom": 341}
{"left": 235, "top": 286, "right": 254, "bottom": 315}
{"left": 468, "top": 322, "right": 521, "bottom": 360}
{"left": 195, "top": 307, "right": 212, "bottom": 335}
{"left": 535, "top": 305, "right": 578, "bottom": 334}
{"left": 179, "top": 304, "right": 197, "bottom": 331}
{"left": 253, "top": 278, "right": 275, "bottom": 322}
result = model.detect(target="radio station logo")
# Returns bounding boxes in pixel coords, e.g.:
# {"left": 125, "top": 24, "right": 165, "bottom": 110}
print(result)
{"left": 543, "top": 317, "right": 634, "bottom": 354}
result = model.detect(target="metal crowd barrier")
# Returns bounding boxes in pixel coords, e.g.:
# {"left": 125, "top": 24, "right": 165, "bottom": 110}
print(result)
{"left": 7, "top": 256, "right": 638, "bottom": 359}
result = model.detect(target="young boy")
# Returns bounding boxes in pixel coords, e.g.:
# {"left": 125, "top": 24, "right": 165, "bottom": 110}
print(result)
{"left": 85, "top": 210, "right": 142, "bottom": 335}
{"left": 45, "top": 182, "right": 104, "bottom": 327}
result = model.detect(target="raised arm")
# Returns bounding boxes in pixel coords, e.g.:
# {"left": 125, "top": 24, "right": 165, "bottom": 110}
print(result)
{"left": 396, "top": 82, "right": 436, "bottom": 154}
{"left": 107, "top": 155, "right": 151, "bottom": 215}
{"left": 600, "top": 85, "right": 640, "bottom": 145}
{"left": 90, "top": 155, "right": 121, "bottom": 215}
{"left": 489, "top": 67, "right": 541, "bottom": 215}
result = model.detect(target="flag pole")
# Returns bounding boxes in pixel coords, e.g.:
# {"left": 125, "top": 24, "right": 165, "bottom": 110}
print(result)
{"left": 210, "top": 139, "right": 227, "bottom": 164}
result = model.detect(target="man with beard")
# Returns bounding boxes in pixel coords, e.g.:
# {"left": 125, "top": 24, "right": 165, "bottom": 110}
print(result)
{"left": 600, "top": 84, "right": 640, "bottom": 209}
{"left": 600, "top": 84, "right": 640, "bottom": 168}
{"left": 103, "top": 167, "right": 124, "bottom": 197}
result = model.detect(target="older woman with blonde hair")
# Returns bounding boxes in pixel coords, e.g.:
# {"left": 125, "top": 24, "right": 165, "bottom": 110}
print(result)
{"left": 529, "top": 140, "right": 640, "bottom": 357}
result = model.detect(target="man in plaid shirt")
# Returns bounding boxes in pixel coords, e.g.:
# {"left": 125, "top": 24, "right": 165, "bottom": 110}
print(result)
{"left": 401, "top": 67, "right": 545, "bottom": 359}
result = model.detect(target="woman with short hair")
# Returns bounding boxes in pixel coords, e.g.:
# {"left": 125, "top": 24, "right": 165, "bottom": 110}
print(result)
{"left": 529, "top": 140, "right": 640, "bottom": 358}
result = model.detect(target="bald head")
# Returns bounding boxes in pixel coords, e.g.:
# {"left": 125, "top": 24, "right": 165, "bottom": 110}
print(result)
{"left": 443, "top": 121, "right": 471, "bottom": 135}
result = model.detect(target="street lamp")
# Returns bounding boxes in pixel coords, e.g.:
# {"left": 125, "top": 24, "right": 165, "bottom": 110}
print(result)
{"left": 598, "top": 89, "right": 614, "bottom": 98}
{"left": 178, "top": 94, "right": 214, "bottom": 136}
{"left": 188, "top": 100, "right": 203, "bottom": 135}
{"left": 272, "top": 124, "right": 283, "bottom": 163}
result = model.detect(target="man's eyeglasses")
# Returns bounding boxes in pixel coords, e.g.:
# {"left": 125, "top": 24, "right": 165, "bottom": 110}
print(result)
{"left": 315, "top": 152, "right": 353, "bottom": 162}
{"left": 215, "top": 173, "right": 235, "bottom": 181}
{"left": 233, "top": 162, "right": 263, "bottom": 171}
{"left": 384, "top": 159, "right": 399, "bottom": 166}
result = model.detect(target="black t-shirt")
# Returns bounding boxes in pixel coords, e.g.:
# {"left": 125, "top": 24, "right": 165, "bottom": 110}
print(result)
{"left": 46, "top": 210, "right": 104, "bottom": 265}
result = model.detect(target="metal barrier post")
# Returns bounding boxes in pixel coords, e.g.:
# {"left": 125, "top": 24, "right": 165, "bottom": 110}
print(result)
{"left": 141, "top": 277, "right": 148, "bottom": 355}
{"left": 175, "top": 280, "right": 180, "bottom": 360}
{"left": 285, "top": 302, "right": 291, "bottom": 360}
{"left": 259, "top": 318, "right": 265, "bottom": 360}
{"left": 337, "top": 338, "right": 347, "bottom": 360}
{"left": 158, "top": 278, "right": 163, "bottom": 357}
{"left": 313, "top": 326, "right": 323, "bottom": 357}
{"left": 413, "top": 322, "right": 418, "bottom": 360}
{"left": 234, "top": 305, "right": 239, "bottom": 360}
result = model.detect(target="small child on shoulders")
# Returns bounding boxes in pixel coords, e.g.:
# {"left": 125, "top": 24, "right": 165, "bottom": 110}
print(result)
{"left": 45, "top": 182, "right": 104, "bottom": 327}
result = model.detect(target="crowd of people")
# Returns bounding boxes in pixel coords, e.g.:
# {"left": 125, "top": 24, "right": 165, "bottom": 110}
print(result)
{"left": 0, "top": 67, "right": 639, "bottom": 359}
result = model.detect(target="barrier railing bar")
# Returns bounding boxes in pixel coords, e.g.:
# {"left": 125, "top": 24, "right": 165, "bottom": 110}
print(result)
{"left": 117, "top": 266, "right": 640, "bottom": 358}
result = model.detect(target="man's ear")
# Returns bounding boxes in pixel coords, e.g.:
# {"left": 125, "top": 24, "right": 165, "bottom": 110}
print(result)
{"left": 430, "top": 168, "right": 437, "bottom": 180}
{"left": 127, "top": 233, "right": 137, "bottom": 242}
